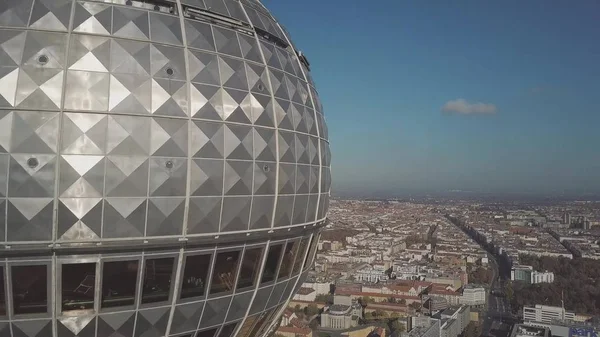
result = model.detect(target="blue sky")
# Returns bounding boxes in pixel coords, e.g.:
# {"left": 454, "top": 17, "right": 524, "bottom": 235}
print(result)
{"left": 266, "top": 1, "right": 600, "bottom": 197}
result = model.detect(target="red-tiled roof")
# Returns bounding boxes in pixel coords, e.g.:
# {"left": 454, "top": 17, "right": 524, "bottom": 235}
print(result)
{"left": 278, "top": 326, "right": 312, "bottom": 336}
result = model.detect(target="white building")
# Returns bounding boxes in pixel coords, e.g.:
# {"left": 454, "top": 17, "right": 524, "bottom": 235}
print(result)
{"left": 531, "top": 271, "right": 555, "bottom": 284}
{"left": 523, "top": 305, "right": 575, "bottom": 324}
{"left": 355, "top": 266, "right": 389, "bottom": 283}
{"left": 460, "top": 285, "right": 486, "bottom": 306}
{"left": 320, "top": 295, "right": 363, "bottom": 330}
{"left": 301, "top": 281, "right": 331, "bottom": 295}
{"left": 440, "top": 305, "right": 471, "bottom": 337}
{"left": 408, "top": 317, "right": 441, "bottom": 337}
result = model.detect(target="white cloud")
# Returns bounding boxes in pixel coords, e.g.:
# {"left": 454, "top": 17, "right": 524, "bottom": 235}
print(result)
{"left": 441, "top": 98, "right": 497, "bottom": 115}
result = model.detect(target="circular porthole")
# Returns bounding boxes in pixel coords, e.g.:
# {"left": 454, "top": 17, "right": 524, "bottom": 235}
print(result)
{"left": 166, "top": 67, "right": 174, "bottom": 76}
{"left": 38, "top": 55, "right": 48, "bottom": 65}
{"left": 165, "top": 160, "right": 174, "bottom": 169}
{"left": 27, "top": 157, "right": 39, "bottom": 168}
{"left": 257, "top": 83, "right": 265, "bottom": 92}
{"left": 263, "top": 165, "right": 270, "bottom": 172}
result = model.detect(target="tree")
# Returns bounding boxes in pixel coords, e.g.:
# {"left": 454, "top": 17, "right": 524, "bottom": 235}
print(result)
{"left": 374, "top": 309, "right": 388, "bottom": 318}
{"left": 315, "top": 294, "right": 334, "bottom": 304}
{"left": 390, "top": 312, "right": 402, "bottom": 319}
{"left": 309, "top": 319, "right": 319, "bottom": 330}
{"left": 399, "top": 299, "right": 407, "bottom": 305}
{"left": 389, "top": 320, "right": 405, "bottom": 333}
{"left": 306, "top": 304, "right": 320, "bottom": 316}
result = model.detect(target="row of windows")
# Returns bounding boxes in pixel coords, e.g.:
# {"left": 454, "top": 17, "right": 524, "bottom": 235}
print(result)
{"left": 0, "top": 235, "right": 319, "bottom": 317}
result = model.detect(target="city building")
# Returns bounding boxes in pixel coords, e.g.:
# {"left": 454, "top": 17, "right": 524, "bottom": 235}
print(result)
{"left": 511, "top": 266, "right": 555, "bottom": 284}
{"left": 523, "top": 320, "right": 600, "bottom": 337}
{"left": 439, "top": 306, "right": 470, "bottom": 337}
{"left": 293, "top": 287, "right": 317, "bottom": 302}
{"left": 320, "top": 295, "right": 363, "bottom": 330}
{"left": 460, "top": 285, "right": 486, "bottom": 307}
{"left": 0, "top": 1, "right": 330, "bottom": 337}
{"left": 408, "top": 317, "right": 441, "bottom": 337}
{"left": 510, "top": 325, "right": 551, "bottom": 337}
{"left": 523, "top": 305, "right": 576, "bottom": 324}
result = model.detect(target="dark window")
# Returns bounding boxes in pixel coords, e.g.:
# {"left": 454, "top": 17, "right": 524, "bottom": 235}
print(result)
{"left": 237, "top": 247, "right": 263, "bottom": 289}
{"left": 292, "top": 238, "right": 310, "bottom": 276}
{"left": 218, "top": 322, "right": 238, "bottom": 337}
{"left": 0, "top": 267, "right": 5, "bottom": 316}
{"left": 181, "top": 254, "right": 212, "bottom": 299}
{"left": 237, "top": 314, "right": 259, "bottom": 337}
{"left": 101, "top": 260, "right": 139, "bottom": 308}
{"left": 62, "top": 263, "right": 96, "bottom": 312}
{"left": 196, "top": 327, "right": 219, "bottom": 337}
{"left": 303, "top": 236, "right": 315, "bottom": 267}
{"left": 247, "top": 309, "right": 274, "bottom": 337}
{"left": 12, "top": 265, "right": 47, "bottom": 315}
{"left": 261, "top": 244, "right": 283, "bottom": 284}
{"left": 142, "top": 257, "right": 175, "bottom": 304}
{"left": 277, "top": 241, "right": 299, "bottom": 279}
{"left": 210, "top": 250, "right": 241, "bottom": 295}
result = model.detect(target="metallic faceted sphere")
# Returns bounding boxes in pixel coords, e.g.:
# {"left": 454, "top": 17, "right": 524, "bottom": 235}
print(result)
{"left": 0, "top": 0, "right": 330, "bottom": 336}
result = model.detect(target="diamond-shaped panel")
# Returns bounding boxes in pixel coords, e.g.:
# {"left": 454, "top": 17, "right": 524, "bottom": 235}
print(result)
{"left": 28, "top": 0, "right": 71, "bottom": 31}
{"left": 57, "top": 316, "right": 96, "bottom": 337}
{"left": 102, "top": 197, "right": 146, "bottom": 238}
{"left": 106, "top": 115, "right": 150, "bottom": 155}
{"left": 224, "top": 160, "right": 252, "bottom": 195}
{"left": 149, "top": 157, "right": 187, "bottom": 196}
{"left": 224, "top": 124, "right": 253, "bottom": 160}
{"left": 187, "top": 196, "right": 221, "bottom": 234}
{"left": 12, "top": 320, "right": 52, "bottom": 337}
{"left": 245, "top": 62, "right": 270, "bottom": 95}
{"left": 185, "top": 19, "right": 215, "bottom": 52}
{"left": 7, "top": 197, "right": 53, "bottom": 241}
{"left": 151, "top": 44, "right": 186, "bottom": 81}
{"left": 249, "top": 195, "right": 273, "bottom": 230}
{"left": 105, "top": 155, "right": 149, "bottom": 197}
{"left": 73, "top": 1, "right": 112, "bottom": 35}
{"left": 149, "top": 12, "right": 182, "bottom": 45}
{"left": 170, "top": 302, "right": 205, "bottom": 335}
{"left": 146, "top": 197, "right": 185, "bottom": 236}
{"left": 253, "top": 161, "right": 275, "bottom": 195}
{"left": 292, "top": 194, "right": 308, "bottom": 224}
{"left": 278, "top": 131, "right": 295, "bottom": 164}
{"left": 219, "top": 56, "right": 248, "bottom": 90}
{"left": 274, "top": 195, "right": 293, "bottom": 227}
{"left": 253, "top": 127, "right": 276, "bottom": 161}
{"left": 98, "top": 312, "right": 136, "bottom": 337}
{"left": 190, "top": 158, "right": 223, "bottom": 196}
{"left": 213, "top": 26, "right": 241, "bottom": 58}
{"left": 0, "top": 0, "right": 34, "bottom": 28}
{"left": 188, "top": 49, "right": 220, "bottom": 86}
{"left": 278, "top": 163, "right": 296, "bottom": 195}
{"left": 61, "top": 113, "right": 107, "bottom": 155}
{"left": 190, "top": 83, "right": 222, "bottom": 120}
{"left": 135, "top": 307, "right": 170, "bottom": 337}
{"left": 150, "top": 117, "right": 187, "bottom": 157}
{"left": 200, "top": 296, "right": 232, "bottom": 327}
{"left": 8, "top": 154, "right": 56, "bottom": 197}
{"left": 238, "top": 34, "right": 262, "bottom": 64}
{"left": 226, "top": 291, "right": 253, "bottom": 322}
{"left": 221, "top": 196, "right": 250, "bottom": 232}
{"left": 112, "top": 6, "right": 149, "bottom": 40}
{"left": 57, "top": 197, "right": 102, "bottom": 241}
{"left": 190, "top": 120, "right": 224, "bottom": 158}
{"left": 10, "top": 110, "right": 59, "bottom": 154}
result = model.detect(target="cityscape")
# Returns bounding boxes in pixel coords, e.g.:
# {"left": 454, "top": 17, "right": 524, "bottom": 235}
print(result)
{"left": 278, "top": 198, "right": 600, "bottom": 337}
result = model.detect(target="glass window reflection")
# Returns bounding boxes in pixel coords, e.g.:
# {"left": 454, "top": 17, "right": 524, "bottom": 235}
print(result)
{"left": 12, "top": 265, "right": 48, "bottom": 315}
{"left": 0, "top": 267, "right": 5, "bottom": 316}
{"left": 101, "top": 260, "right": 139, "bottom": 308}
{"left": 62, "top": 263, "right": 96, "bottom": 312}
{"left": 292, "top": 238, "right": 310, "bottom": 276}
{"left": 278, "top": 240, "right": 298, "bottom": 279}
{"left": 196, "top": 327, "right": 219, "bottom": 337}
{"left": 237, "top": 247, "right": 263, "bottom": 290}
{"left": 142, "top": 257, "right": 175, "bottom": 304}
{"left": 217, "top": 322, "right": 238, "bottom": 337}
{"left": 261, "top": 244, "right": 283, "bottom": 284}
{"left": 181, "top": 254, "right": 212, "bottom": 299}
{"left": 210, "top": 250, "right": 241, "bottom": 295}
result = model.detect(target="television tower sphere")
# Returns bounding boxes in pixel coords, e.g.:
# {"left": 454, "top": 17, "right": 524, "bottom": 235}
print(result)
{"left": 0, "top": 0, "right": 330, "bottom": 336}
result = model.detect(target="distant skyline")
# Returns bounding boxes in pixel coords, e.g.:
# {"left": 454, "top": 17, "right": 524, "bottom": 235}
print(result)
{"left": 268, "top": 1, "right": 600, "bottom": 196}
